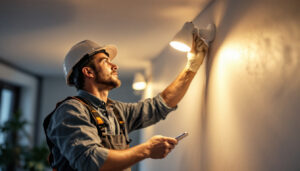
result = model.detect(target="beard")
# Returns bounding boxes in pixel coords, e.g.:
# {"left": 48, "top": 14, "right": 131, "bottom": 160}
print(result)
{"left": 95, "top": 73, "right": 121, "bottom": 89}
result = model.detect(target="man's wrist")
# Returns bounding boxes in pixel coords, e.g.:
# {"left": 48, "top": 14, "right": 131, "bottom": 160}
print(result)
{"left": 185, "top": 52, "right": 205, "bottom": 72}
{"left": 185, "top": 59, "right": 202, "bottom": 72}
{"left": 137, "top": 142, "right": 151, "bottom": 159}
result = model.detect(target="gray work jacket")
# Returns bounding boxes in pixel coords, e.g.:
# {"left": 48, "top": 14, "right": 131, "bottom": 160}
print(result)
{"left": 46, "top": 90, "right": 177, "bottom": 171}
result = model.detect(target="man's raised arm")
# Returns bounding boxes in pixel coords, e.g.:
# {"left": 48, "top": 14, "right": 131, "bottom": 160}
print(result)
{"left": 161, "top": 33, "right": 208, "bottom": 108}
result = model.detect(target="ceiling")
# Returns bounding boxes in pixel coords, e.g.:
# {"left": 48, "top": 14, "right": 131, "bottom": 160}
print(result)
{"left": 0, "top": 0, "right": 207, "bottom": 77}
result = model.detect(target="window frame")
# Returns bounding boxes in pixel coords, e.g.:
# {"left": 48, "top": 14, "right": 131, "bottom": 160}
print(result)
{"left": 0, "top": 80, "right": 20, "bottom": 117}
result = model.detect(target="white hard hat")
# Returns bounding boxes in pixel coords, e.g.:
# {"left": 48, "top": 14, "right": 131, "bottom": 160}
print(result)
{"left": 63, "top": 40, "right": 117, "bottom": 85}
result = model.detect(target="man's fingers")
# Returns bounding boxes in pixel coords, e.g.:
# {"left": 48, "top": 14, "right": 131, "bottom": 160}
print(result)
{"left": 163, "top": 137, "right": 178, "bottom": 145}
{"left": 169, "top": 143, "right": 175, "bottom": 150}
{"left": 193, "top": 35, "right": 206, "bottom": 53}
{"left": 192, "top": 28, "right": 198, "bottom": 37}
{"left": 148, "top": 136, "right": 179, "bottom": 159}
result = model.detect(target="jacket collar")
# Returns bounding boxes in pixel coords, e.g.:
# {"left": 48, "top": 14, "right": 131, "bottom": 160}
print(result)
{"left": 77, "top": 90, "right": 115, "bottom": 109}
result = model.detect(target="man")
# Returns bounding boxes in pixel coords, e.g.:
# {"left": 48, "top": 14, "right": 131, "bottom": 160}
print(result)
{"left": 44, "top": 31, "right": 209, "bottom": 171}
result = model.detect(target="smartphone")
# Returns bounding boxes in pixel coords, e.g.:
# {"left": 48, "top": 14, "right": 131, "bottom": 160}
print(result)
{"left": 175, "top": 132, "right": 189, "bottom": 141}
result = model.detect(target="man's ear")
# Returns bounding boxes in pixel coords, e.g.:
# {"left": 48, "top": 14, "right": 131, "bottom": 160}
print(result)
{"left": 82, "top": 67, "right": 94, "bottom": 79}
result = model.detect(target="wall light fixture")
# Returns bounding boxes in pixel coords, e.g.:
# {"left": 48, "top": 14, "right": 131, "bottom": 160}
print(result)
{"left": 170, "top": 22, "right": 195, "bottom": 52}
{"left": 132, "top": 72, "right": 147, "bottom": 91}
{"left": 170, "top": 22, "right": 216, "bottom": 52}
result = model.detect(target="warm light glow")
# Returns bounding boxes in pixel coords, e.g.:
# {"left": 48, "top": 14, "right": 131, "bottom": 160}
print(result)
{"left": 169, "top": 41, "right": 191, "bottom": 52}
{"left": 132, "top": 72, "right": 147, "bottom": 90}
{"left": 221, "top": 46, "right": 241, "bottom": 60}
{"left": 132, "top": 82, "right": 147, "bottom": 90}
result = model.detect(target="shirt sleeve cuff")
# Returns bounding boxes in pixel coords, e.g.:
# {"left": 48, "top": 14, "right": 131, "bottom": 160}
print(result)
{"left": 92, "top": 147, "right": 109, "bottom": 169}
{"left": 157, "top": 93, "right": 178, "bottom": 111}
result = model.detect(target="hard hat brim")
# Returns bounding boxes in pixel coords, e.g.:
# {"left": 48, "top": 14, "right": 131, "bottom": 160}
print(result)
{"left": 95, "top": 44, "right": 117, "bottom": 60}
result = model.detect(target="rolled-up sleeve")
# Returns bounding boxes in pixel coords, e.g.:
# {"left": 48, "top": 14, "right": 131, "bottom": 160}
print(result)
{"left": 117, "top": 93, "right": 177, "bottom": 132}
{"left": 47, "top": 99, "right": 108, "bottom": 171}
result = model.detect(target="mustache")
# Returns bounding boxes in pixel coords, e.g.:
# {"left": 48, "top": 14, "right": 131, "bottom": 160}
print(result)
{"left": 112, "top": 71, "right": 118, "bottom": 75}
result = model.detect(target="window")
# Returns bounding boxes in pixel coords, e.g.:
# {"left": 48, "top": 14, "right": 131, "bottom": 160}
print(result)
{"left": 0, "top": 81, "right": 20, "bottom": 144}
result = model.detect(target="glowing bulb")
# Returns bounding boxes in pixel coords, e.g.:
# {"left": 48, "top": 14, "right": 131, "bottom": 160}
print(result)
{"left": 132, "top": 82, "right": 147, "bottom": 90}
{"left": 132, "top": 72, "right": 147, "bottom": 90}
{"left": 169, "top": 41, "right": 191, "bottom": 52}
{"left": 170, "top": 22, "right": 194, "bottom": 52}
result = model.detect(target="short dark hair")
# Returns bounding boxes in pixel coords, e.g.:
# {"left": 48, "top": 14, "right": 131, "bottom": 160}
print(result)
{"left": 68, "top": 54, "right": 94, "bottom": 90}
{"left": 69, "top": 50, "right": 109, "bottom": 90}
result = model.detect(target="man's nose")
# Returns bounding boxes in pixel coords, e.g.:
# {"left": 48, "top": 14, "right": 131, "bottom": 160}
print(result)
{"left": 111, "top": 62, "right": 118, "bottom": 71}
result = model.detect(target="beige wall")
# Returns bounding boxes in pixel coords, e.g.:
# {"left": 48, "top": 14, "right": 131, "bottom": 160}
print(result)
{"left": 141, "top": 0, "right": 300, "bottom": 170}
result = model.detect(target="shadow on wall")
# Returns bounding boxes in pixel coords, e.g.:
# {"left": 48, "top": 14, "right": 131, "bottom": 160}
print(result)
{"left": 196, "top": 0, "right": 256, "bottom": 102}
{"left": 191, "top": 0, "right": 258, "bottom": 169}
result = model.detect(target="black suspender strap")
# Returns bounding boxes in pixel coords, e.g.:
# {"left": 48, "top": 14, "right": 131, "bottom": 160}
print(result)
{"left": 76, "top": 96, "right": 130, "bottom": 144}
{"left": 113, "top": 108, "right": 132, "bottom": 144}
{"left": 73, "top": 96, "right": 107, "bottom": 135}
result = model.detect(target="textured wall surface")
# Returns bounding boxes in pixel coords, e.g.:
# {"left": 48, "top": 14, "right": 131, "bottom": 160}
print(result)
{"left": 141, "top": 0, "right": 300, "bottom": 170}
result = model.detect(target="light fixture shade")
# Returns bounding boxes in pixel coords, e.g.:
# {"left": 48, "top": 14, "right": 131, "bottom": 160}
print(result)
{"left": 170, "top": 22, "right": 195, "bottom": 52}
{"left": 132, "top": 72, "right": 147, "bottom": 90}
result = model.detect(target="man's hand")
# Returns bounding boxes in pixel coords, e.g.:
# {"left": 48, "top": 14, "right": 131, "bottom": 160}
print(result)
{"left": 185, "top": 30, "right": 209, "bottom": 72}
{"left": 145, "top": 135, "right": 178, "bottom": 159}
{"left": 101, "top": 135, "right": 177, "bottom": 171}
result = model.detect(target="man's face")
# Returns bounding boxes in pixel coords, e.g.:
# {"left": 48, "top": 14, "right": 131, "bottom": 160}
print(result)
{"left": 91, "top": 52, "right": 121, "bottom": 89}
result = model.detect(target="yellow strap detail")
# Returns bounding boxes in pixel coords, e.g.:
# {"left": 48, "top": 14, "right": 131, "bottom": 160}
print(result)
{"left": 96, "top": 117, "right": 104, "bottom": 124}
